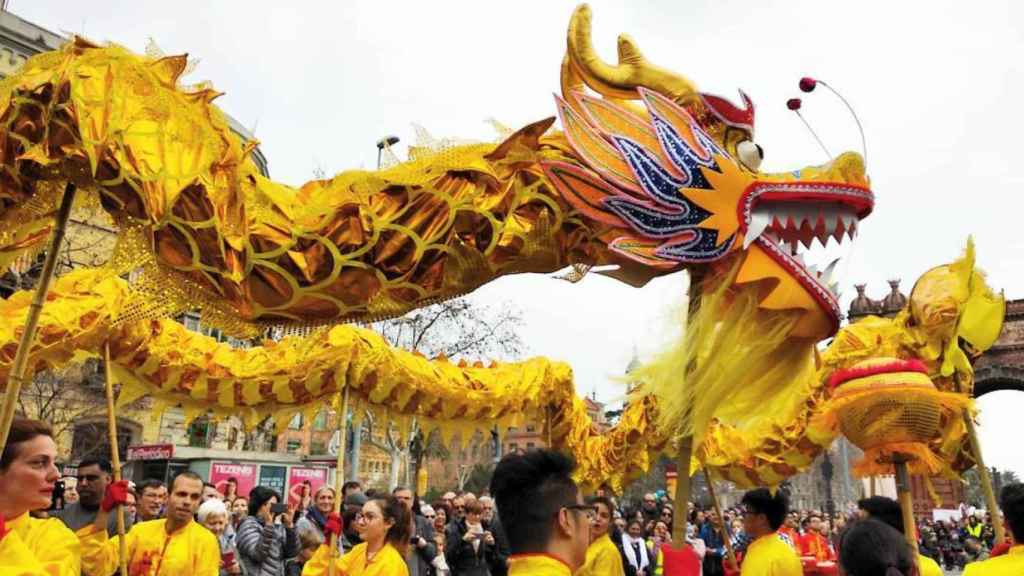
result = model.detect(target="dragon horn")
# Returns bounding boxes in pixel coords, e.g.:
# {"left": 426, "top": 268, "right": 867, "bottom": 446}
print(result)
{"left": 565, "top": 4, "right": 699, "bottom": 105}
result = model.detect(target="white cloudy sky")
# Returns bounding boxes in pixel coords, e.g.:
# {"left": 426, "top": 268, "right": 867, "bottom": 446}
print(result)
{"left": 16, "top": 1, "right": 1024, "bottom": 474}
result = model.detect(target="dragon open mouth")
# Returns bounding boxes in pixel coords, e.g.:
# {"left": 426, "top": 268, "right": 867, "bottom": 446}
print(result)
{"left": 740, "top": 181, "right": 874, "bottom": 326}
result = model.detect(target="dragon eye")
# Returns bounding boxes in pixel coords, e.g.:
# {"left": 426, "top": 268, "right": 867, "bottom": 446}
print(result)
{"left": 737, "top": 140, "right": 763, "bottom": 172}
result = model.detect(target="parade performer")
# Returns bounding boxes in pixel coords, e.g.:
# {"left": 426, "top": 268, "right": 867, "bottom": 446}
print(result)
{"left": 736, "top": 490, "right": 801, "bottom": 576}
{"left": 301, "top": 495, "right": 410, "bottom": 576}
{"left": 0, "top": 417, "right": 80, "bottom": 576}
{"left": 798, "top": 514, "right": 834, "bottom": 562}
{"left": 491, "top": 450, "right": 590, "bottom": 576}
{"left": 80, "top": 471, "right": 220, "bottom": 576}
{"left": 577, "top": 496, "right": 625, "bottom": 576}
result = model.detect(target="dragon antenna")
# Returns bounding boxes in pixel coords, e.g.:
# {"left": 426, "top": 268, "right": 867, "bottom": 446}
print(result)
{"left": 799, "top": 76, "right": 868, "bottom": 165}
{"left": 786, "top": 98, "right": 832, "bottom": 160}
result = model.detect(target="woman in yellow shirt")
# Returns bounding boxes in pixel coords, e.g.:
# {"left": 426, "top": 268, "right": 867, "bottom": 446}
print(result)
{"left": 0, "top": 417, "right": 81, "bottom": 576}
{"left": 302, "top": 495, "right": 411, "bottom": 576}
{"left": 577, "top": 496, "right": 624, "bottom": 576}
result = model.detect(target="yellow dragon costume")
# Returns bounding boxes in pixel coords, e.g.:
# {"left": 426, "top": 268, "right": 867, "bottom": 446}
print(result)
{"left": 0, "top": 5, "right": 1003, "bottom": 491}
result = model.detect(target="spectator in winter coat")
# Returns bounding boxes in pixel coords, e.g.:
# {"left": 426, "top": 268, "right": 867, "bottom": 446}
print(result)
{"left": 446, "top": 498, "right": 498, "bottom": 575}
{"left": 236, "top": 486, "right": 299, "bottom": 576}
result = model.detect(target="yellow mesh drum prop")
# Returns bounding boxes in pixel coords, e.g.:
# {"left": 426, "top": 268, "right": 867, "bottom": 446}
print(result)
{"left": 818, "top": 358, "right": 972, "bottom": 477}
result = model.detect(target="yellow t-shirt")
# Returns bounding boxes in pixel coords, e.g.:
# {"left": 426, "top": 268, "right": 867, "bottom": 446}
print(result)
{"left": 918, "top": 553, "right": 943, "bottom": 576}
{"left": 577, "top": 534, "right": 625, "bottom": 576}
{"left": 301, "top": 542, "right": 409, "bottom": 576}
{"left": 80, "top": 518, "right": 220, "bottom": 576}
{"left": 508, "top": 553, "right": 574, "bottom": 576}
{"left": 740, "top": 534, "right": 802, "bottom": 576}
{"left": 963, "top": 545, "right": 1024, "bottom": 576}
{"left": 0, "top": 512, "right": 80, "bottom": 576}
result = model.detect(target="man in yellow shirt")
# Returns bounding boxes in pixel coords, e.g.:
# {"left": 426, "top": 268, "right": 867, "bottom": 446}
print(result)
{"left": 81, "top": 471, "right": 220, "bottom": 576}
{"left": 489, "top": 450, "right": 591, "bottom": 576}
{"left": 856, "top": 495, "right": 942, "bottom": 576}
{"left": 737, "top": 489, "right": 802, "bottom": 576}
{"left": 577, "top": 496, "right": 625, "bottom": 575}
{"left": 964, "top": 483, "right": 1024, "bottom": 575}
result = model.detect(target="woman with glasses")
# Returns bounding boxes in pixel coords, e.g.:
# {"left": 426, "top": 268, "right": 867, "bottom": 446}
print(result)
{"left": 445, "top": 499, "right": 497, "bottom": 575}
{"left": 302, "top": 495, "right": 411, "bottom": 576}
{"left": 577, "top": 496, "right": 625, "bottom": 576}
{"left": 0, "top": 417, "right": 80, "bottom": 575}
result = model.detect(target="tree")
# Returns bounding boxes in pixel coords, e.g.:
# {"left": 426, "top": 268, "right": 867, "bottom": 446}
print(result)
{"left": 349, "top": 297, "right": 524, "bottom": 490}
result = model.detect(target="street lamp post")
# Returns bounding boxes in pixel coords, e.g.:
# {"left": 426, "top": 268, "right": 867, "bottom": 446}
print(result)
{"left": 376, "top": 136, "right": 400, "bottom": 169}
{"left": 822, "top": 451, "right": 836, "bottom": 518}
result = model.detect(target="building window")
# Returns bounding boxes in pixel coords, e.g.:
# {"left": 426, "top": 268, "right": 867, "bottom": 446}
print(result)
{"left": 286, "top": 440, "right": 302, "bottom": 454}
{"left": 508, "top": 442, "right": 518, "bottom": 453}
{"left": 526, "top": 442, "right": 535, "bottom": 450}
{"left": 188, "top": 418, "right": 213, "bottom": 448}
{"left": 310, "top": 440, "right": 326, "bottom": 454}
{"left": 289, "top": 413, "right": 303, "bottom": 430}
{"left": 526, "top": 424, "right": 535, "bottom": 432}
{"left": 313, "top": 411, "right": 327, "bottom": 431}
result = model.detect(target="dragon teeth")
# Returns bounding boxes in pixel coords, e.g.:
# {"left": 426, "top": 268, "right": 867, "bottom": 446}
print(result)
{"left": 744, "top": 210, "right": 773, "bottom": 249}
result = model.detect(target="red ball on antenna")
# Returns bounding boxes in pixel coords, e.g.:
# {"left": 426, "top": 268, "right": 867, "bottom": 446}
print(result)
{"left": 799, "top": 77, "right": 818, "bottom": 92}
{"left": 787, "top": 98, "right": 802, "bottom": 111}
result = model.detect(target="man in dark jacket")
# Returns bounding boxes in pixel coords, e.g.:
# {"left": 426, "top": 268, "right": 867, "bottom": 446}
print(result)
{"left": 480, "top": 496, "right": 510, "bottom": 575}
{"left": 394, "top": 486, "right": 437, "bottom": 576}
{"left": 446, "top": 498, "right": 497, "bottom": 575}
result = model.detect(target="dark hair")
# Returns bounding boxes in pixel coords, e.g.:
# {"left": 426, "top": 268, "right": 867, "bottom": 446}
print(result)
{"left": 839, "top": 519, "right": 914, "bottom": 576}
{"left": 588, "top": 496, "right": 615, "bottom": 517}
{"left": 77, "top": 458, "right": 113, "bottom": 475}
{"left": 392, "top": 485, "right": 410, "bottom": 495}
{"left": 203, "top": 482, "right": 217, "bottom": 490}
{"left": 364, "top": 488, "right": 379, "bottom": 499}
{"left": 741, "top": 488, "right": 788, "bottom": 531}
{"left": 0, "top": 418, "right": 52, "bottom": 471}
{"left": 171, "top": 471, "right": 204, "bottom": 491}
{"left": 342, "top": 481, "right": 361, "bottom": 496}
{"left": 626, "top": 519, "right": 643, "bottom": 532}
{"left": 138, "top": 479, "right": 165, "bottom": 494}
{"left": 368, "top": 495, "right": 412, "bottom": 555}
{"left": 858, "top": 496, "right": 904, "bottom": 534}
{"left": 489, "top": 449, "right": 578, "bottom": 554}
{"left": 432, "top": 500, "right": 451, "bottom": 521}
{"left": 248, "top": 485, "right": 282, "bottom": 517}
{"left": 1000, "top": 482, "right": 1024, "bottom": 542}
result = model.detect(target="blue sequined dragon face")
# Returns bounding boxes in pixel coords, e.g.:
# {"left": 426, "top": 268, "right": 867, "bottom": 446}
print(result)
{"left": 543, "top": 87, "right": 874, "bottom": 340}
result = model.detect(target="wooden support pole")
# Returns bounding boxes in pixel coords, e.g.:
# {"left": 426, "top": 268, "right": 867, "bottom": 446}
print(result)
{"left": 893, "top": 458, "right": 919, "bottom": 555}
{"left": 328, "top": 385, "right": 350, "bottom": 576}
{"left": 705, "top": 468, "right": 738, "bottom": 571}
{"left": 963, "top": 410, "right": 1006, "bottom": 544}
{"left": 0, "top": 183, "right": 77, "bottom": 450}
{"left": 103, "top": 344, "right": 128, "bottom": 576}
{"left": 670, "top": 437, "right": 693, "bottom": 546}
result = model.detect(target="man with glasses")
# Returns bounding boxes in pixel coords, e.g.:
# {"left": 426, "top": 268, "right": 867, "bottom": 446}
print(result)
{"left": 737, "top": 489, "right": 801, "bottom": 575}
{"left": 54, "top": 458, "right": 134, "bottom": 537}
{"left": 393, "top": 486, "right": 437, "bottom": 576}
{"left": 480, "top": 495, "right": 511, "bottom": 576}
{"left": 490, "top": 449, "right": 591, "bottom": 575}
{"left": 136, "top": 479, "right": 167, "bottom": 522}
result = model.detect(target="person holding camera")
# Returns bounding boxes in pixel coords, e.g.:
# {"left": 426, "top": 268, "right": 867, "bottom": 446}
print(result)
{"left": 237, "top": 486, "right": 298, "bottom": 576}
{"left": 446, "top": 499, "right": 497, "bottom": 575}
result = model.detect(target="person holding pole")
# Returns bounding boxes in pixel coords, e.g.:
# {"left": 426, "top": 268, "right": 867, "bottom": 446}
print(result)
{"left": 54, "top": 458, "right": 134, "bottom": 537}
{"left": 81, "top": 470, "right": 219, "bottom": 575}
{"left": 0, "top": 417, "right": 80, "bottom": 575}
{"left": 302, "top": 494, "right": 411, "bottom": 575}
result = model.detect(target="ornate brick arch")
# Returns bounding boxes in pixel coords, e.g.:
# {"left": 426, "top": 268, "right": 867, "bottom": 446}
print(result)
{"left": 973, "top": 298, "right": 1024, "bottom": 397}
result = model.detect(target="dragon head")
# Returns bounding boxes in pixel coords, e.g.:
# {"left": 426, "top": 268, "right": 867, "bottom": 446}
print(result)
{"left": 543, "top": 4, "right": 874, "bottom": 341}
